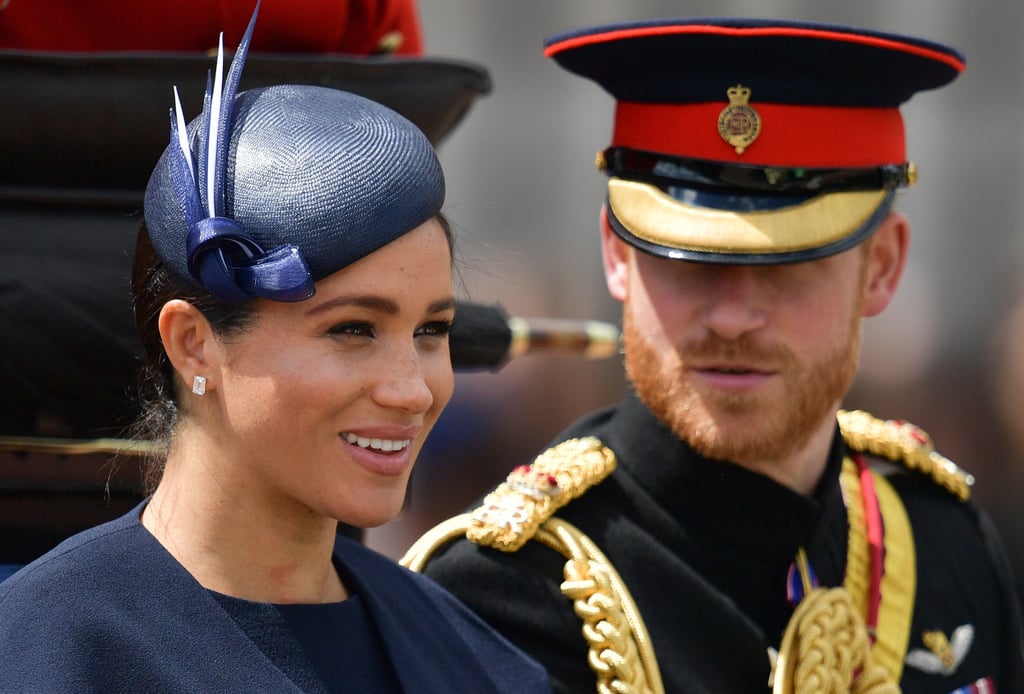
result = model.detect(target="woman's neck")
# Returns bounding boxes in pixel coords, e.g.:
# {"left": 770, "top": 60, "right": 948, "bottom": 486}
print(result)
{"left": 141, "top": 440, "right": 348, "bottom": 604}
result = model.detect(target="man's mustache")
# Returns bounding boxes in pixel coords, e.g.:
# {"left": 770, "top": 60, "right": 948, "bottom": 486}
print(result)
{"left": 678, "top": 335, "right": 796, "bottom": 369}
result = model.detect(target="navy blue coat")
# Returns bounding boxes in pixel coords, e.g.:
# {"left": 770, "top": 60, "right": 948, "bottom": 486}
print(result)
{"left": 0, "top": 505, "right": 550, "bottom": 693}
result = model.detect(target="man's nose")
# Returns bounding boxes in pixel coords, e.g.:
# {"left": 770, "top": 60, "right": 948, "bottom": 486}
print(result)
{"left": 697, "top": 266, "right": 769, "bottom": 340}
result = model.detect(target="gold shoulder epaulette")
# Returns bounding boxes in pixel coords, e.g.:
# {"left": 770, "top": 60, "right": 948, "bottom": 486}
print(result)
{"left": 400, "top": 438, "right": 663, "bottom": 693}
{"left": 465, "top": 437, "right": 616, "bottom": 552}
{"left": 837, "top": 409, "right": 974, "bottom": 501}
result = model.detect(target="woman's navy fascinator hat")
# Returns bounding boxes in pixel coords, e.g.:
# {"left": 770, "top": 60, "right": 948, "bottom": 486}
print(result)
{"left": 144, "top": 3, "right": 445, "bottom": 303}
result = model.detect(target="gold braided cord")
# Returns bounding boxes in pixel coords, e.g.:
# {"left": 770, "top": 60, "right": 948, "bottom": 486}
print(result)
{"left": 774, "top": 459, "right": 916, "bottom": 692}
{"left": 535, "top": 518, "right": 664, "bottom": 694}
{"left": 399, "top": 513, "right": 476, "bottom": 572}
{"left": 773, "top": 588, "right": 899, "bottom": 694}
{"left": 837, "top": 409, "right": 972, "bottom": 501}
{"left": 400, "top": 512, "right": 664, "bottom": 694}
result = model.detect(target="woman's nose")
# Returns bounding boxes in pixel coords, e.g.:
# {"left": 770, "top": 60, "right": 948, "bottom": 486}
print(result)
{"left": 370, "top": 343, "right": 434, "bottom": 414}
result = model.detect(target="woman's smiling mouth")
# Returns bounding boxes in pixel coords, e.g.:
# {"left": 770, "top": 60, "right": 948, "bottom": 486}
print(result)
{"left": 341, "top": 433, "right": 412, "bottom": 453}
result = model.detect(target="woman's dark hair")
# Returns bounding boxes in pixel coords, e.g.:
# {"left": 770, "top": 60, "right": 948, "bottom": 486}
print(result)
{"left": 130, "top": 222, "right": 258, "bottom": 492}
{"left": 130, "top": 213, "right": 455, "bottom": 493}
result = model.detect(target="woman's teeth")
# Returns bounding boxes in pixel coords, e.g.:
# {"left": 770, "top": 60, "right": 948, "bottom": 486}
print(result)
{"left": 342, "top": 433, "right": 411, "bottom": 452}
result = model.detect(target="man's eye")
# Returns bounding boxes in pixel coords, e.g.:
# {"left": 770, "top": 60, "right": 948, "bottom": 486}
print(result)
{"left": 328, "top": 322, "right": 374, "bottom": 338}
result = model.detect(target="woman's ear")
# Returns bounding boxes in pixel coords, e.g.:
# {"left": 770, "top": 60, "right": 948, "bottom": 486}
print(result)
{"left": 601, "top": 206, "right": 630, "bottom": 302}
{"left": 158, "top": 300, "right": 216, "bottom": 394}
{"left": 861, "top": 211, "right": 911, "bottom": 318}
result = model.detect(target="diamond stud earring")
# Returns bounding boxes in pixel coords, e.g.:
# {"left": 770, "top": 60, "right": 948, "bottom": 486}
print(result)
{"left": 192, "top": 375, "right": 207, "bottom": 396}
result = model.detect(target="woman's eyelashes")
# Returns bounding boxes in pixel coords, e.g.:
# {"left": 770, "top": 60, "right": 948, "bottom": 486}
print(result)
{"left": 416, "top": 319, "right": 454, "bottom": 338}
{"left": 325, "top": 318, "right": 454, "bottom": 340}
{"left": 327, "top": 321, "right": 374, "bottom": 339}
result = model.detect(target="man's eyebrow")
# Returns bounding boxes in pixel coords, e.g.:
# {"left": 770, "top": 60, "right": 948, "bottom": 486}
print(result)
{"left": 305, "top": 295, "right": 456, "bottom": 317}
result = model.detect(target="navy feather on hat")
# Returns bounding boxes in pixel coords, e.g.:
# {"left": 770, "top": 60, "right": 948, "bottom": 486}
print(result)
{"left": 544, "top": 17, "right": 965, "bottom": 264}
{"left": 144, "top": 6, "right": 445, "bottom": 302}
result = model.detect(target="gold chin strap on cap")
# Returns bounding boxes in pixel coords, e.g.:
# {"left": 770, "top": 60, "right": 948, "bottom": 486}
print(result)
{"left": 402, "top": 437, "right": 664, "bottom": 694}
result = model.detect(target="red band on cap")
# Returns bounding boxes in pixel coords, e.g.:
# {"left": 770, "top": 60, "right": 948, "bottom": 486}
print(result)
{"left": 545, "top": 24, "right": 966, "bottom": 74}
{"left": 613, "top": 101, "right": 906, "bottom": 167}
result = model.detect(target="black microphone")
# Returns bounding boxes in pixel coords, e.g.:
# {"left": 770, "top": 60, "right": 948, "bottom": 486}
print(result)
{"left": 451, "top": 302, "right": 621, "bottom": 372}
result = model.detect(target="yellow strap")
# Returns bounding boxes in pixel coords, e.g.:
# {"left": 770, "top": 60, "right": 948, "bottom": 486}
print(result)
{"left": 839, "top": 458, "right": 916, "bottom": 681}
{"left": 795, "top": 548, "right": 814, "bottom": 596}
{"left": 872, "top": 467, "right": 916, "bottom": 681}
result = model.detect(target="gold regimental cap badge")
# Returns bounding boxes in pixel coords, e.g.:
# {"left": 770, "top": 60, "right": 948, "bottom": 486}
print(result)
{"left": 717, "top": 84, "right": 761, "bottom": 155}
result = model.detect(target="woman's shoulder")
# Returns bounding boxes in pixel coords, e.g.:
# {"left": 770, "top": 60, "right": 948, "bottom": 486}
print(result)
{"left": 0, "top": 508, "right": 156, "bottom": 687}
{"left": 0, "top": 507, "right": 145, "bottom": 606}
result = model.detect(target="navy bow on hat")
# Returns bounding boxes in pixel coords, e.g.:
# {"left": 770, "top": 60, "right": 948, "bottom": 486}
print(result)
{"left": 162, "top": 6, "right": 312, "bottom": 304}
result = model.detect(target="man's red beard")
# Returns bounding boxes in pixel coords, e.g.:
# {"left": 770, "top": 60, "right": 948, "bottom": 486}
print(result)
{"left": 622, "top": 303, "right": 862, "bottom": 465}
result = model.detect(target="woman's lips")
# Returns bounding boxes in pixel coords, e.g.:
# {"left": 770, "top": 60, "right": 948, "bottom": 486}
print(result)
{"left": 341, "top": 433, "right": 411, "bottom": 453}
{"left": 340, "top": 428, "right": 419, "bottom": 476}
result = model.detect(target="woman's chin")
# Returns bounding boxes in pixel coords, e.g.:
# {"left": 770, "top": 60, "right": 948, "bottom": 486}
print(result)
{"left": 336, "top": 496, "right": 407, "bottom": 530}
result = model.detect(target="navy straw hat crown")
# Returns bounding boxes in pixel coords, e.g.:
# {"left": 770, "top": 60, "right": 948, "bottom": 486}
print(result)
{"left": 146, "top": 84, "right": 444, "bottom": 284}
{"left": 143, "top": 4, "right": 444, "bottom": 302}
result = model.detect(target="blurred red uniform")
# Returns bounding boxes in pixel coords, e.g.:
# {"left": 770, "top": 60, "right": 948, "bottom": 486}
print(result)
{"left": 0, "top": 0, "right": 423, "bottom": 55}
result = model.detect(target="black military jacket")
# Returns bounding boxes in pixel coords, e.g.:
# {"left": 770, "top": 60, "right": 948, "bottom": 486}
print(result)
{"left": 422, "top": 394, "right": 1024, "bottom": 693}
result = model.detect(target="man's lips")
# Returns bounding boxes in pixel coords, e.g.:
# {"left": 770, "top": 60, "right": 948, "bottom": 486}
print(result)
{"left": 689, "top": 363, "right": 777, "bottom": 391}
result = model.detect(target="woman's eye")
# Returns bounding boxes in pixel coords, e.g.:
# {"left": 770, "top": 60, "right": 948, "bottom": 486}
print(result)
{"left": 328, "top": 322, "right": 374, "bottom": 338}
{"left": 416, "top": 319, "right": 454, "bottom": 338}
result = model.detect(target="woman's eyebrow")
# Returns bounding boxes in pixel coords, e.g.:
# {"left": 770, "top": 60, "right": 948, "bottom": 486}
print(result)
{"left": 429, "top": 297, "right": 457, "bottom": 314}
{"left": 306, "top": 295, "right": 398, "bottom": 316}
{"left": 305, "top": 295, "right": 456, "bottom": 317}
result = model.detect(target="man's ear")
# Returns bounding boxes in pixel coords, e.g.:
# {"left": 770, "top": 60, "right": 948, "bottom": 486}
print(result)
{"left": 601, "top": 206, "right": 630, "bottom": 302}
{"left": 861, "top": 211, "right": 911, "bottom": 318}
{"left": 158, "top": 299, "right": 217, "bottom": 393}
